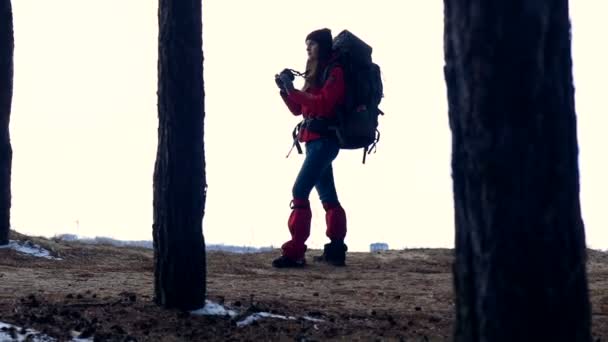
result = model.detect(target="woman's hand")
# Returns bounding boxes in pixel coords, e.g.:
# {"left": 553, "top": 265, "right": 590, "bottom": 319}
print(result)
{"left": 277, "top": 69, "right": 295, "bottom": 94}
{"left": 279, "top": 74, "right": 295, "bottom": 93}
{"left": 275, "top": 74, "right": 286, "bottom": 92}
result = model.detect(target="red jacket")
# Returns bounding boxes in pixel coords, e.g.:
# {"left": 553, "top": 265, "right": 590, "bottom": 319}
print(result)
{"left": 281, "top": 64, "right": 346, "bottom": 142}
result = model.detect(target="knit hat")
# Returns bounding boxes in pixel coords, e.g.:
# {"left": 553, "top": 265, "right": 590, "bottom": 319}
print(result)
{"left": 305, "top": 28, "right": 333, "bottom": 59}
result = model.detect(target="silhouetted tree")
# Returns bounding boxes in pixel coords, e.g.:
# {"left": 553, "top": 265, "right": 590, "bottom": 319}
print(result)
{"left": 153, "top": 0, "right": 207, "bottom": 310}
{"left": 0, "top": 0, "right": 14, "bottom": 246}
{"left": 443, "top": 1, "right": 591, "bottom": 341}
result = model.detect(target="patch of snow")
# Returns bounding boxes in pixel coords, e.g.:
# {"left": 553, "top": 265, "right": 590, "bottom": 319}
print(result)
{"left": 0, "top": 322, "right": 94, "bottom": 342}
{"left": 191, "top": 300, "right": 238, "bottom": 318}
{"left": 188, "top": 301, "right": 325, "bottom": 328}
{"left": 69, "top": 330, "right": 95, "bottom": 342}
{"left": 236, "top": 312, "right": 297, "bottom": 327}
{"left": 1, "top": 240, "right": 61, "bottom": 260}
{"left": 302, "top": 316, "right": 325, "bottom": 323}
{"left": 0, "top": 322, "right": 55, "bottom": 341}
{"left": 235, "top": 312, "right": 325, "bottom": 327}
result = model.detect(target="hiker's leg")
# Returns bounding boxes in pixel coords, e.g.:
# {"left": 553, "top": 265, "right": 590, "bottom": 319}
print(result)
{"left": 280, "top": 198, "right": 311, "bottom": 261}
{"left": 312, "top": 161, "right": 348, "bottom": 266}
{"left": 292, "top": 138, "right": 340, "bottom": 201}
{"left": 315, "top": 163, "right": 339, "bottom": 204}
{"left": 316, "top": 164, "right": 347, "bottom": 241}
{"left": 281, "top": 139, "right": 339, "bottom": 260}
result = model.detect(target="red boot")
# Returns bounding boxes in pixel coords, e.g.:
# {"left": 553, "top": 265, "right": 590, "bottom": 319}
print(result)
{"left": 273, "top": 199, "right": 312, "bottom": 268}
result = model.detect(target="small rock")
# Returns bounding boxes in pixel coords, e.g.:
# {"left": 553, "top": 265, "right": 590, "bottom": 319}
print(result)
{"left": 110, "top": 325, "right": 126, "bottom": 334}
{"left": 78, "top": 327, "right": 95, "bottom": 339}
{"left": 308, "top": 311, "right": 323, "bottom": 317}
{"left": 429, "top": 316, "right": 442, "bottom": 323}
{"left": 8, "top": 328, "right": 17, "bottom": 339}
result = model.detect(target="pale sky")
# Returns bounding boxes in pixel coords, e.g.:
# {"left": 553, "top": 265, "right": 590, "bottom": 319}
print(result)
{"left": 8, "top": 1, "right": 608, "bottom": 252}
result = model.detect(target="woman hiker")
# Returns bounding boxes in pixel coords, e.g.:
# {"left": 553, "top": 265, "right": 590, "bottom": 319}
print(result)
{"left": 272, "top": 28, "right": 349, "bottom": 268}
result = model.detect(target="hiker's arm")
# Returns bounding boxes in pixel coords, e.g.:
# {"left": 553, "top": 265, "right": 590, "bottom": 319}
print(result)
{"left": 280, "top": 91, "right": 302, "bottom": 115}
{"left": 286, "top": 67, "right": 345, "bottom": 118}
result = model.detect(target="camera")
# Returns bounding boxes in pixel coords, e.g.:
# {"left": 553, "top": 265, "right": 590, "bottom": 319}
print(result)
{"left": 279, "top": 68, "right": 295, "bottom": 82}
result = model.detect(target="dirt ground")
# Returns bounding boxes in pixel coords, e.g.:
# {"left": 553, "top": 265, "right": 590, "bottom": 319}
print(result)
{"left": 1, "top": 231, "right": 608, "bottom": 341}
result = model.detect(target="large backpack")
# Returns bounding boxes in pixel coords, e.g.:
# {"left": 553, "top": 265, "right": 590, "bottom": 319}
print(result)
{"left": 325, "top": 30, "right": 384, "bottom": 163}
{"left": 286, "top": 30, "right": 384, "bottom": 164}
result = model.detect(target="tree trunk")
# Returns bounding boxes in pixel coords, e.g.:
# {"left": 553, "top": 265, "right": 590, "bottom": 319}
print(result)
{"left": 0, "top": 0, "right": 14, "bottom": 246}
{"left": 443, "top": 1, "right": 591, "bottom": 341}
{"left": 153, "top": 0, "right": 207, "bottom": 310}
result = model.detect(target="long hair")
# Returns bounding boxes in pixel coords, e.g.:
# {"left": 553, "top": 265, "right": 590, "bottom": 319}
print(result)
{"left": 302, "top": 53, "right": 331, "bottom": 91}
{"left": 303, "top": 58, "right": 321, "bottom": 91}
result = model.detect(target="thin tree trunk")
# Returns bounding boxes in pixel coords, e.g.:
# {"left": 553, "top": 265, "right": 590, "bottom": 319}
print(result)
{"left": 153, "top": 0, "right": 207, "bottom": 310}
{"left": 0, "top": 0, "right": 14, "bottom": 246}
{"left": 443, "top": 1, "right": 591, "bottom": 341}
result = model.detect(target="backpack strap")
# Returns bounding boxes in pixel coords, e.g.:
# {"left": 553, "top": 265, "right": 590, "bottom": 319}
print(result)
{"left": 321, "top": 61, "right": 340, "bottom": 86}
{"left": 361, "top": 129, "right": 380, "bottom": 164}
{"left": 286, "top": 120, "right": 304, "bottom": 158}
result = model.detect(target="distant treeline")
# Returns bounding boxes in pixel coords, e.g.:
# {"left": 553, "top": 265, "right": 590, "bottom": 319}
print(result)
{"left": 54, "top": 234, "right": 274, "bottom": 254}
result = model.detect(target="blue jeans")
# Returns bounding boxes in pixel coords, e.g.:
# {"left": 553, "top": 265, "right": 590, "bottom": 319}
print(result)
{"left": 292, "top": 137, "right": 340, "bottom": 203}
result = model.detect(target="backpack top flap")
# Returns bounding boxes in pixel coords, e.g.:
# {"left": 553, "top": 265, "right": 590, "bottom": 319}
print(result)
{"left": 332, "top": 30, "right": 372, "bottom": 65}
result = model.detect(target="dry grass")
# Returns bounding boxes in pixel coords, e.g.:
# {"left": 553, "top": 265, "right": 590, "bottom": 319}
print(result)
{"left": 1, "top": 231, "right": 606, "bottom": 341}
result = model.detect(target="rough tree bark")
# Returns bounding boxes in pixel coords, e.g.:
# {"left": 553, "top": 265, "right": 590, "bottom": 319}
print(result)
{"left": 0, "top": 0, "right": 14, "bottom": 246}
{"left": 153, "top": 0, "right": 207, "bottom": 310}
{"left": 444, "top": 1, "right": 591, "bottom": 341}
